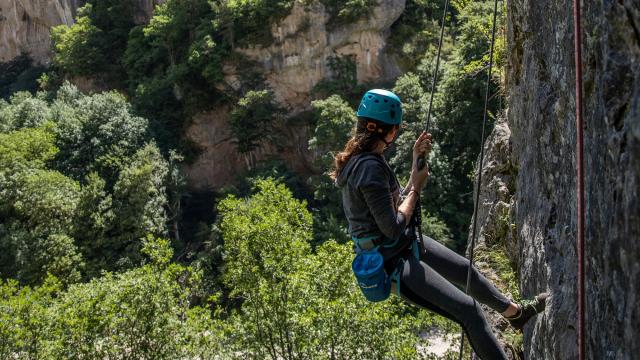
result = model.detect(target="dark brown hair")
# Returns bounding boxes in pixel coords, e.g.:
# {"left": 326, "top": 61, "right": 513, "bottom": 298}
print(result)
{"left": 330, "top": 117, "right": 397, "bottom": 180}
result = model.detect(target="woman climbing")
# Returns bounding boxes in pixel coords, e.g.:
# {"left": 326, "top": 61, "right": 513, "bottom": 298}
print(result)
{"left": 333, "top": 89, "right": 548, "bottom": 360}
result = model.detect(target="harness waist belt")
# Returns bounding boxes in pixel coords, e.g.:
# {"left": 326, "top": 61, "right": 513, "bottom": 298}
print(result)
{"left": 351, "top": 235, "right": 384, "bottom": 251}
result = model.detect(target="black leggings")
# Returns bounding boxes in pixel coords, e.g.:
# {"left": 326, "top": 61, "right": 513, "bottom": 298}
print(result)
{"left": 392, "top": 235, "right": 511, "bottom": 360}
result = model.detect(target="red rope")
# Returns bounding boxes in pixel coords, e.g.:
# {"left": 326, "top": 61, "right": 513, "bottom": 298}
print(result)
{"left": 573, "top": 0, "right": 585, "bottom": 358}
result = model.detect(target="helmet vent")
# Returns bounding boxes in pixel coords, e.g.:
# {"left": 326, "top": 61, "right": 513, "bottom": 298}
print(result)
{"left": 383, "top": 99, "right": 388, "bottom": 103}
{"left": 390, "top": 111, "right": 396, "bottom": 118}
{"left": 368, "top": 95, "right": 373, "bottom": 99}
{"left": 391, "top": 104, "right": 395, "bottom": 108}
{"left": 374, "top": 99, "right": 379, "bottom": 103}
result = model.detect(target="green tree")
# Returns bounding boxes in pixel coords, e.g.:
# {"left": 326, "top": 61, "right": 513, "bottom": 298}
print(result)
{"left": 51, "top": 11, "right": 107, "bottom": 77}
{"left": 218, "top": 178, "right": 419, "bottom": 358}
{"left": 308, "top": 95, "right": 355, "bottom": 244}
{"left": 0, "top": 127, "right": 84, "bottom": 283}
{"left": 0, "top": 126, "right": 57, "bottom": 174}
{"left": 221, "top": 0, "right": 295, "bottom": 46}
{"left": 321, "top": 0, "right": 377, "bottom": 29}
{"left": 230, "top": 89, "right": 282, "bottom": 154}
{"left": 52, "top": 85, "right": 149, "bottom": 183}
{"left": 0, "top": 91, "right": 51, "bottom": 132}
{"left": 106, "top": 143, "right": 169, "bottom": 270}
{"left": 72, "top": 172, "right": 115, "bottom": 278}
{"left": 0, "top": 253, "right": 226, "bottom": 359}
{"left": 51, "top": 1, "right": 137, "bottom": 84}
{"left": 0, "top": 276, "right": 61, "bottom": 359}
{"left": 1, "top": 169, "right": 83, "bottom": 285}
{"left": 309, "top": 95, "right": 356, "bottom": 169}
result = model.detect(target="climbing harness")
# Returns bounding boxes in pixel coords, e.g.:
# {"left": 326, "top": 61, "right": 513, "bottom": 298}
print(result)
{"left": 573, "top": 0, "right": 585, "bottom": 358}
{"left": 348, "top": 153, "right": 415, "bottom": 303}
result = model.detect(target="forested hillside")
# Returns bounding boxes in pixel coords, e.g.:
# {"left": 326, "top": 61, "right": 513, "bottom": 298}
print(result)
{"left": 0, "top": 0, "right": 513, "bottom": 358}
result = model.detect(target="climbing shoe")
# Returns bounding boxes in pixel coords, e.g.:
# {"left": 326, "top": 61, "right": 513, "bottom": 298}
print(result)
{"left": 506, "top": 292, "right": 549, "bottom": 330}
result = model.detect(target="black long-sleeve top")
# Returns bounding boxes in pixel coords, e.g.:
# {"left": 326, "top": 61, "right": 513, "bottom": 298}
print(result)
{"left": 335, "top": 152, "right": 413, "bottom": 254}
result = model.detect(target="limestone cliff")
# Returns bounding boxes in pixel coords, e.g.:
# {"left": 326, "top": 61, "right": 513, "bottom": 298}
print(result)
{"left": 231, "top": 0, "right": 404, "bottom": 109}
{"left": 0, "top": 0, "right": 75, "bottom": 64}
{"left": 185, "top": 0, "right": 405, "bottom": 189}
{"left": 473, "top": 0, "right": 639, "bottom": 359}
{"left": 465, "top": 115, "right": 522, "bottom": 358}
{"left": 0, "top": 0, "right": 163, "bottom": 65}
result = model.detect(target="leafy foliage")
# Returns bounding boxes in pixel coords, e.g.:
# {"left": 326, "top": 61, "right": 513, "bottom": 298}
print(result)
{"left": 307, "top": 95, "right": 355, "bottom": 244}
{"left": 51, "top": 87, "right": 149, "bottom": 183}
{"left": 230, "top": 89, "right": 283, "bottom": 153}
{"left": 0, "top": 127, "right": 83, "bottom": 284}
{"left": 218, "top": 178, "right": 419, "bottom": 358}
{"left": 387, "top": 0, "right": 453, "bottom": 71}
{"left": 223, "top": 0, "right": 295, "bottom": 46}
{"left": 0, "top": 84, "right": 172, "bottom": 281}
{"left": 321, "top": 0, "right": 378, "bottom": 29}
{"left": 0, "top": 260, "right": 225, "bottom": 359}
{"left": 51, "top": 12, "right": 108, "bottom": 77}
{"left": 0, "top": 91, "right": 51, "bottom": 132}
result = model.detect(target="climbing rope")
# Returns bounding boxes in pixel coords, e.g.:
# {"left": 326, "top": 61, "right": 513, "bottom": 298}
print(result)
{"left": 455, "top": 0, "right": 500, "bottom": 358}
{"left": 573, "top": 0, "right": 585, "bottom": 357}
{"left": 412, "top": 0, "right": 450, "bottom": 265}
{"left": 420, "top": 0, "right": 450, "bottom": 138}
{"left": 413, "top": 0, "right": 499, "bottom": 357}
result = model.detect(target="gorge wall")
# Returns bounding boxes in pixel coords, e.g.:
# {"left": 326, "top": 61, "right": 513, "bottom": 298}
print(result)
{"left": 0, "top": 0, "right": 75, "bottom": 64}
{"left": 184, "top": 0, "right": 405, "bottom": 189}
{"left": 0, "top": 0, "right": 163, "bottom": 65}
{"left": 488, "top": 0, "right": 640, "bottom": 358}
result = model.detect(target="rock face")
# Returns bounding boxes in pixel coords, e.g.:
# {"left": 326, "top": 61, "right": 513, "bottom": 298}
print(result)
{"left": 499, "top": 0, "right": 640, "bottom": 358}
{"left": 185, "top": 109, "right": 315, "bottom": 190}
{"left": 0, "top": 0, "right": 75, "bottom": 64}
{"left": 186, "top": 0, "right": 405, "bottom": 189}
{"left": 231, "top": 0, "right": 404, "bottom": 109}
{"left": 0, "top": 0, "right": 163, "bottom": 65}
{"left": 467, "top": 115, "right": 521, "bottom": 358}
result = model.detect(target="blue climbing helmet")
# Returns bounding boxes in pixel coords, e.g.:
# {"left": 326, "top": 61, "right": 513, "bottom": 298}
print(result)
{"left": 356, "top": 89, "right": 403, "bottom": 125}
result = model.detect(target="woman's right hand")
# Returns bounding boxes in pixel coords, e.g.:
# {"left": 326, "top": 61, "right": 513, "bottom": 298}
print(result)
{"left": 411, "top": 132, "right": 432, "bottom": 191}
